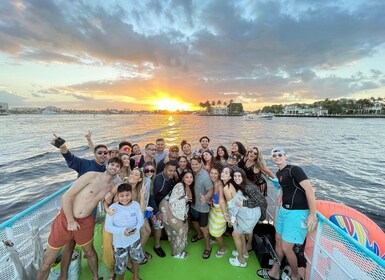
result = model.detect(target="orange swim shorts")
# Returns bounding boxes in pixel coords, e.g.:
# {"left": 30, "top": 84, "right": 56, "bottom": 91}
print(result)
{"left": 47, "top": 210, "right": 95, "bottom": 249}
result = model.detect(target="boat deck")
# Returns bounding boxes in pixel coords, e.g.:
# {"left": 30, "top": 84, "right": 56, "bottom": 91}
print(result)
{"left": 79, "top": 222, "right": 262, "bottom": 280}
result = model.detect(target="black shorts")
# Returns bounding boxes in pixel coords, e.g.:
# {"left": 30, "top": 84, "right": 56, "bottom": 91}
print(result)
{"left": 190, "top": 207, "right": 209, "bottom": 227}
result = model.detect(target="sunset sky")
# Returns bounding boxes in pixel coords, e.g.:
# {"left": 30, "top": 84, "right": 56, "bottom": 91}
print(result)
{"left": 1, "top": 0, "right": 385, "bottom": 111}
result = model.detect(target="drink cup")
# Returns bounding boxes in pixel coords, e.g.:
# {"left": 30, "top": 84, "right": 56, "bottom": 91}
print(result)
{"left": 145, "top": 207, "right": 153, "bottom": 219}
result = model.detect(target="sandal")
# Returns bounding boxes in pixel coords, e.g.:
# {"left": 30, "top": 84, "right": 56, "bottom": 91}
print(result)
{"left": 144, "top": 251, "right": 153, "bottom": 260}
{"left": 215, "top": 248, "right": 228, "bottom": 258}
{"left": 256, "top": 268, "right": 279, "bottom": 280}
{"left": 202, "top": 248, "right": 212, "bottom": 259}
{"left": 191, "top": 234, "right": 204, "bottom": 243}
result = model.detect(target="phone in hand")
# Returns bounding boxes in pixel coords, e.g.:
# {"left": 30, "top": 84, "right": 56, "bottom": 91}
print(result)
{"left": 53, "top": 137, "right": 66, "bottom": 148}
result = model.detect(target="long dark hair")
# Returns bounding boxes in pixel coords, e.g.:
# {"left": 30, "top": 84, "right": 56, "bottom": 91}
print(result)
{"left": 233, "top": 168, "right": 248, "bottom": 195}
{"left": 215, "top": 145, "right": 229, "bottom": 161}
{"left": 181, "top": 169, "right": 195, "bottom": 204}
{"left": 232, "top": 141, "right": 247, "bottom": 157}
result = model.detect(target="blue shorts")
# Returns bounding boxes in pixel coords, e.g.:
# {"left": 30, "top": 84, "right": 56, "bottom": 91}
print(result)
{"left": 275, "top": 207, "right": 309, "bottom": 244}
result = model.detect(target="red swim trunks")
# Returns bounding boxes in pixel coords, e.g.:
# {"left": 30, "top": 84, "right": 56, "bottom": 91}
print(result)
{"left": 47, "top": 210, "right": 95, "bottom": 249}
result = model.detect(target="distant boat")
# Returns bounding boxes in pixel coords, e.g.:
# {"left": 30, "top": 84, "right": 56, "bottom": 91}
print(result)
{"left": 259, "top": 113, "right": 273, "bottom": 120}
{"left": 243, "top": 114, "right": 258, "bottom": 121}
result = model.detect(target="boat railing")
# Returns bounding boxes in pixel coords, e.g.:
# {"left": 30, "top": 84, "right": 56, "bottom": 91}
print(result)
{"left": 1, "top": 179, "right": 385, "bottom": 279}
{"left": 305, "top": 213, "right": 385, "bottom": 280}
{"left": 0, "top": 183, "right": 72, "bottom": 280}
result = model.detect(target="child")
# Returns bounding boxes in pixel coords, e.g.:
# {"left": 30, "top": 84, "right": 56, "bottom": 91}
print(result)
{"left": 105, "top": 183, "right": 145, "bottom": 280}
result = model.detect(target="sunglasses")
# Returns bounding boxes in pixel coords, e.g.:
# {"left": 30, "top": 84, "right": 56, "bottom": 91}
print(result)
{"left": 97, "top": 151, "right": 109, "bottom": 155}
{"left": 170, "top": 149, "right": 179, "bottom": 152}
{"left": 249, "top": 150, "right": 258, "bottom": 155}
{"left": 272, "top": 153, "right": 284, "bottom": 158}
{"left": 145, "top": 169, "right": 155, "bottom": 173}
{"left": 147, "top": 148, "right": 156, "bottom": 151}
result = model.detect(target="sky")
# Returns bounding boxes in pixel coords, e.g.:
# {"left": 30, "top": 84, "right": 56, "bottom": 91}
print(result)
{"left": 0, "top": 0, "right": 385, "bottom": 111}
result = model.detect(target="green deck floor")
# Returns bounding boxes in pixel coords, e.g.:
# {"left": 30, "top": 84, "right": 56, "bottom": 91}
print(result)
{"left": 77, "top": 222, "right": 262, "bottom": 280}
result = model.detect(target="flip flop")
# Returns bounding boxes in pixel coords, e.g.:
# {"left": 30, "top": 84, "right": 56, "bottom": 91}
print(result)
{"left": 202, "top": 248, "right": 212, "bottom": 259}
{"left": 191, "top": 234, "right": 204, "bottom": 243}
{"left": 256, "top": 268, "right": 279, "bottom": 280}
{"left": 215, "top": 248, "right": 228, "bottom": 258}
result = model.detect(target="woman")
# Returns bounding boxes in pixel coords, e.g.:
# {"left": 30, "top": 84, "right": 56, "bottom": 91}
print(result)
{"left": 181, "top": 140, "right": 193, "bottom": 162}
{"left": 208, "top": 165, "right": 229, "bottom": 258}
{"left": 202, "top": 150, "right": 216, "bottom": 173}
{"left": 131, "top": 143, "right": 142, "bottom": 157}
{"left": 221, "top": 167, "right": 262, "bottom": 268}
{"left": 143, "top": 161, "right": 156, "bottom": 193}
{"left": 215, "top": 145, "right": 229, "bottom": 166}
{"left": 231, "top": 141, "right": 247, "bottom": 158}
{"left": 159, "top": 169, "right": 194, "bottom": 259}
{"left": 176, "top": 155, "right": 191, "bottom": 182}
{"left": 117, "top": 152, "right": 131, "bottom": 183}
{"left": 231, "top": 168, "right": 267, "bottom": 267}
{"left": 238, "top": 146, "right": 275, "bottom": 196}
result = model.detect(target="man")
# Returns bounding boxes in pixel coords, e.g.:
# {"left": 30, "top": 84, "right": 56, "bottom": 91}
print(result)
{"left": 156, "top": 145, "right": 179, "bottom": 174}
{"left": 51, "top": 134, "right": 110, "bottom": 279}
{"left": 196, "top": 136, "right": 215, "bottom": 155}
{"left": 52, "top": 133, "right": 108, "bottom": 177}
{"left": 37, "top": 157, "right": 123, "bottom": 280}
{"left": 257, "top": 148, "right": 317, "bottom": 280}
{"left": 149, "top": 161, "right": 177, "bottom": 257}
{"left": 190, "top": 155, "right": 214, "bottom": 259}
{"left": 132, "top": 143, "right": 156, "bottom": 168}
{"left": 154, "top": 138, "right": 167, "bottom": 164}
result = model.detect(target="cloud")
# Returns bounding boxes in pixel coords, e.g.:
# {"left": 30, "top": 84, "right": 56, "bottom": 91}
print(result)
{"left": 0, "top": 90, "right": 26, "bottom": 104}
{"left": 0, "top": 0, "right": 385, "bottom": 109}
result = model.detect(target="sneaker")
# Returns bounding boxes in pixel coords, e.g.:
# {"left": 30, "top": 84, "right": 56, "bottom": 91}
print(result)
{"left": 229, "top": 257, "right": 247, "bottom": 267}
{"left": 173, "top": 251, "right": 188, "bottom": 259}
{"left": 231, "top": 250, "right": 249, "bottom": 258}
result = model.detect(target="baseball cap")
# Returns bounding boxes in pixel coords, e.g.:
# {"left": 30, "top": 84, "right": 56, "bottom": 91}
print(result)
{"left": 271, "top": 147, "right": 286, "bottom": 155}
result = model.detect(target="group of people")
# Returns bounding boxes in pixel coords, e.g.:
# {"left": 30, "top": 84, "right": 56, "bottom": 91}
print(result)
{"left": 36, "top": 133, "right": 317, "bottom": 280}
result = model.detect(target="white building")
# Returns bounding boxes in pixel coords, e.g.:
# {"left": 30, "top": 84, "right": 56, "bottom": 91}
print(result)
{"left": 283, "top": 105, "right": 328, "bottom": 116}
{"left": 367, "top": 102, "right": 383, "bottom": 114}
{"left": 212, "top": 107, "right": 229, "bottom": 115}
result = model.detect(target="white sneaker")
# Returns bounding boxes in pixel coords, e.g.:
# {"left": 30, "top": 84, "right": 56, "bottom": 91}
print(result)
{"left": 229, "top": 257, "right": 247, "bottom": 267}
{"left": 231, "top": 250, "right": 249, "bottom": 258}
{"left": 173, "top": 251, "right": 188, "bottom": 259}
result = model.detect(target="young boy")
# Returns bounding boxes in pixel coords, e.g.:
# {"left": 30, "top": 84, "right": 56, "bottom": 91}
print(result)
{"left": 105, "top": 183, "right": 145, "bottom": 280}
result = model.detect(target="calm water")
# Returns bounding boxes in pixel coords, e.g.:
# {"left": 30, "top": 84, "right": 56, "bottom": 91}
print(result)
{"left": 0, "top": 114, "right": 384, "bottom": 230}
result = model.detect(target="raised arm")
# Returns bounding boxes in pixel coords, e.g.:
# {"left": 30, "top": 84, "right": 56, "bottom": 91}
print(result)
{"left": 84, "top": 130, "right": 95, "bottom": 151}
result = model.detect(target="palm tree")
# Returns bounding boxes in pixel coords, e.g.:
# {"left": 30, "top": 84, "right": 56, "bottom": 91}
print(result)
{"left": 217, "top": 100, "right": 222, "bottom": 107}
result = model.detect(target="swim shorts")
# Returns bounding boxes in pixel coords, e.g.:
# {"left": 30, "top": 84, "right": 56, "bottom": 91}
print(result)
{"left": 275, "top": 207, "right": 309, "bottom": 244}
{"left": 48, "top": 210, "right": 95, "bottom": 249}
{"left": 114, "top": 239, "right": 145, "bottom": 275}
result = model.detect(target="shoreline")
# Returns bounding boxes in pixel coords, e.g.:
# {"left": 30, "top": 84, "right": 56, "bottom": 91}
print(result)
{"left": 275, "top": 114, "right": 385, "bottom": 118}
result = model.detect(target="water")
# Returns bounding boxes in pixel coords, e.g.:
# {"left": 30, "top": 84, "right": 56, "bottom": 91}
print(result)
{"left": 0, "top": 114, "right": 384, "bottom": 230}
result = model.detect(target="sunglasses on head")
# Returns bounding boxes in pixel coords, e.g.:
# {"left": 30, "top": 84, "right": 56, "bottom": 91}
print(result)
{"left": 144, "top": 169, "right": 155, "bottom": 173}
{"left": 272, "top": 153, "right": 284, "bottom": 158}
{"left": 97, "top": 151, "right": 109, "bottom": 155}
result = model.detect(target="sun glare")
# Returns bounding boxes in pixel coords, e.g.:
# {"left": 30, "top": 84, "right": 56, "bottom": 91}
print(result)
{"left": 153, "top": 98, "right": 192, "bottom": 111}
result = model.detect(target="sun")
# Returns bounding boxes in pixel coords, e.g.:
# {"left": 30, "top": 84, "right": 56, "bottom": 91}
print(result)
{"left": 153, "top": 98, "right": 192, "bottom": 111}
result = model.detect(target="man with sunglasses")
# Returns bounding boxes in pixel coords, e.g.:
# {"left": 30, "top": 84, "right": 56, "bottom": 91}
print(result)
{"left": 51, "top": 133, "right": 109, "bottom": 177}
{"left": 257, "top": 147, "right": 317, "bottom": 280}
{"left": 156, "top": 145, "right": 180, "bottom": 174}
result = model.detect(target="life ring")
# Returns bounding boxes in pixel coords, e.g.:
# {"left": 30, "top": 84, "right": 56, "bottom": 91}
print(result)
{"left": 316, "top": 200, "right": 385, "bottom": 260}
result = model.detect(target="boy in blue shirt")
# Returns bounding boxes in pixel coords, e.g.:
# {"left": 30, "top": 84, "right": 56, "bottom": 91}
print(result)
{"left": 105, "top": 183, "right": 145, "bottom": 280}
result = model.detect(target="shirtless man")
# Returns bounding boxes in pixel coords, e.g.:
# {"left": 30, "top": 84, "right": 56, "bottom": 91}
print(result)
{"left": 37, "top": 157, "right": 123, "bottom": 280}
